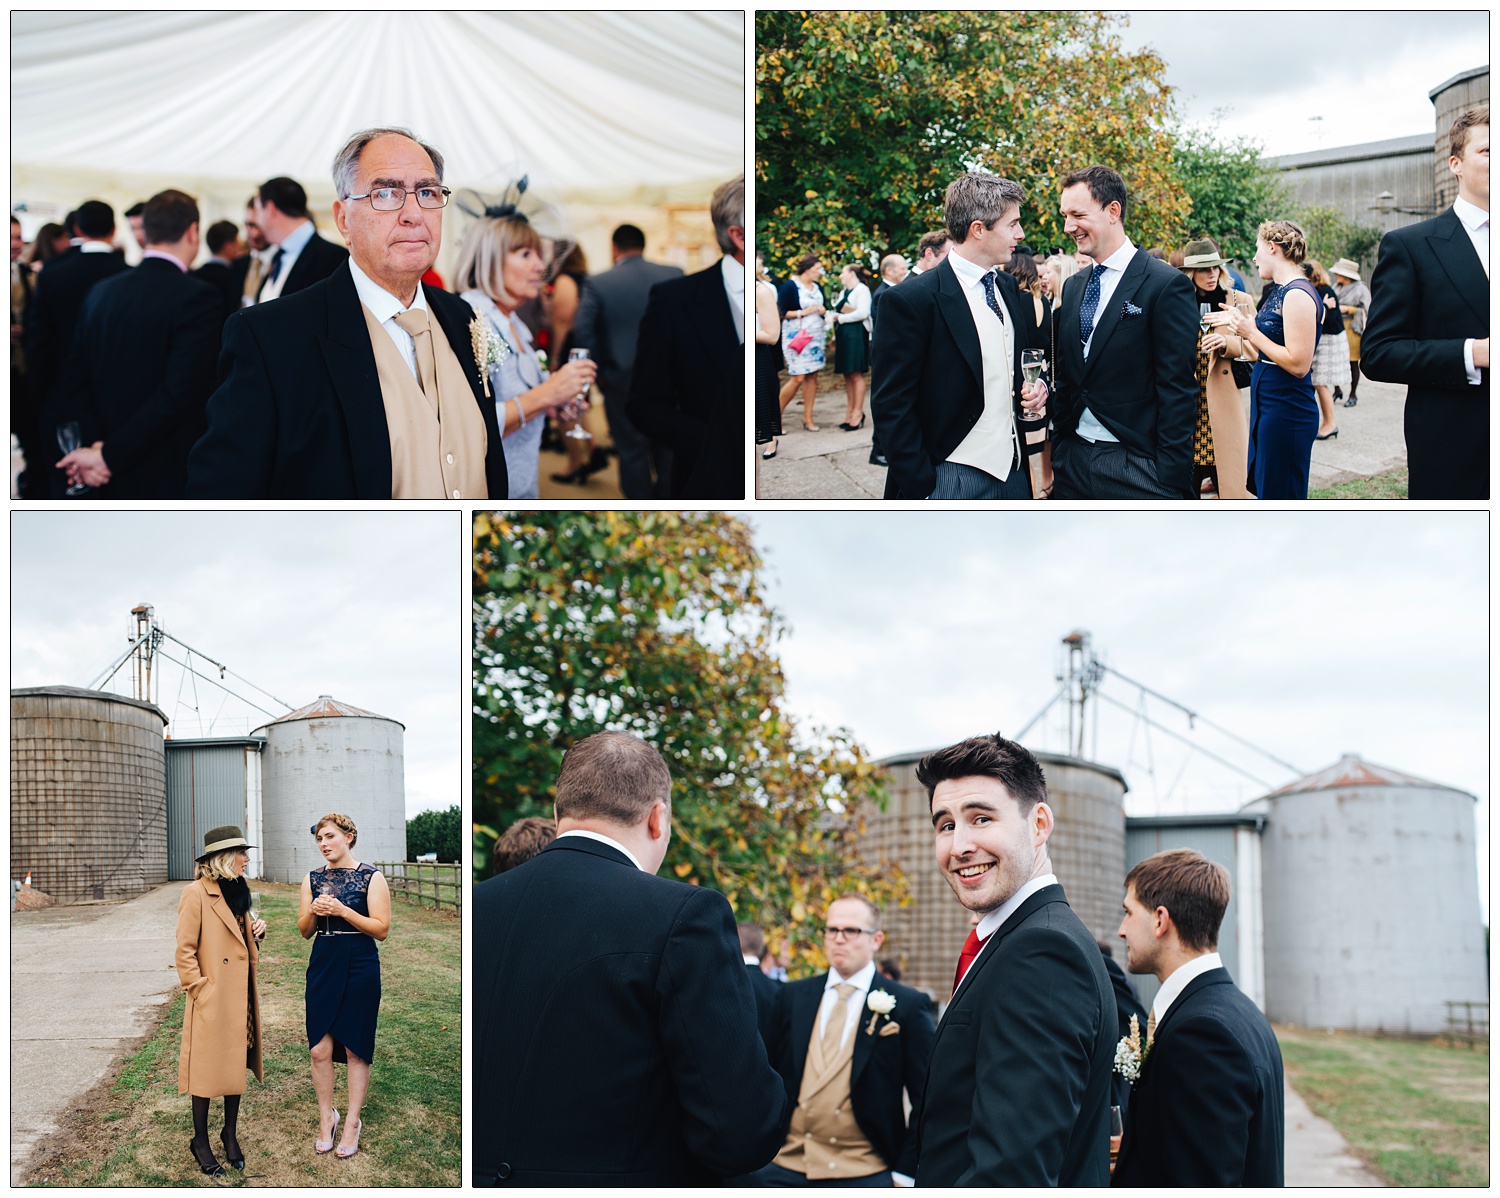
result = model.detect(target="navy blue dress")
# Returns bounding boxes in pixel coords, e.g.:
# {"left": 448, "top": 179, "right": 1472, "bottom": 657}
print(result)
{"left": 306, "top": 862, "right": 381, "bottom": 1064}
{"left": 1248, "top": 278, "right": 1321, "bottom": 499}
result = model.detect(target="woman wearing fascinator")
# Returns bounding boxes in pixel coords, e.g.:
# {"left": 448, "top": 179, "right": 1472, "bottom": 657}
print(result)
{"left": 453, "top": 179, "right": 598, "bottom": 499}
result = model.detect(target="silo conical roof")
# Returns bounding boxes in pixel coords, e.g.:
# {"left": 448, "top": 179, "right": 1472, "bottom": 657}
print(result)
{"left": 1263, "top": 752, "right": 1471, "bottom": 799}
{"left": 266, "top": 694, "right": 404, "bottom": 729}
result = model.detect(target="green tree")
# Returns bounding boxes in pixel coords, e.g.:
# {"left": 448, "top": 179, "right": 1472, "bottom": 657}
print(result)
{"left": 1170, "top": 125, "right": 1289, "bottom": 263}
{"left": 1293, "top": 204, "right": 1385, "bottom": 277}
{"left": 407, "top": 805, "right": 461, "bottom": 862}
{"left": 472, "top": 511, "right": 905, "bottom": 970}
{"left": 756, "top": 11, "right": 1191, "bottom": 270}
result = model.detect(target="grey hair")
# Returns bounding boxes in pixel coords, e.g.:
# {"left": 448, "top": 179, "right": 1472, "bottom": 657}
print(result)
{"left": 944, "top": 172, "right": 1026, "bottom": 244}
{"left": 332, "top": 126, "right": 446, "bottom": 199}
{"left": 710, "top": 173, "right": 745, "bottom": 255}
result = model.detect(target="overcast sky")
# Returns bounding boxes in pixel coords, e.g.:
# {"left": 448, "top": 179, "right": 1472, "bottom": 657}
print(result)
{"left": 1113, "top": 10, "right": 1488, "bottom": 157}
{"left": 747, "top": 511, "right": 1488, "bottom": 908}
{"left": 11, "top": 511, "right": 463, "bottom": 816}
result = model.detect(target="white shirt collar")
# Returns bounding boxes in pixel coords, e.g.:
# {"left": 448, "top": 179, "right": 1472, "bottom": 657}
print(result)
{"left": 348, "top": 255, "right": 428, "bottom": 322}
{"left": 744, "top": 954, "right": 761, "bottom": 966}
{"left": 554, "top": 828, "right": 644, "bottom": 872}
{"left": 1453, "top": 195, "right": 1489, "bottom": 230}
{"left": 825, "top": 959, "right": 877, "bottom": 994}
{"left": 1151, "top": 951, "right": 1223, "bottom": 1026}
{"left": 946, "top": 243, "right": 995, "bottom": 288}
{"left": 1093, "top": 238, "right": 1137, "bottom": 274}
{"left": 975, "top": 872, "right": 1058, "bottom": 941}
{"left": 720, "top": 253, "right": 744, "bottom": 298}
{"left": 80, "top": 240, "right": 114, "bottom": 253}
{"left": 276, "top": 217, "right": 316, "bottom": 257}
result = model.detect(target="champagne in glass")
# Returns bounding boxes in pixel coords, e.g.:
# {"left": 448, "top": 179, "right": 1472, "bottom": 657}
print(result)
{"left": 1109, "top": 1105, "right": 1124, "bottom": 1172}
{"left": 1199, "top": 302, "right": 1213, "bottom": 333}
{"left": 55, "top": 421, "right": 94, "bottom": 497}
{"left": 563, "top": 348, "right": 593, "bottom": 440}
{"left": 1021, "top": 348, "right": 1046, "bottom": 389}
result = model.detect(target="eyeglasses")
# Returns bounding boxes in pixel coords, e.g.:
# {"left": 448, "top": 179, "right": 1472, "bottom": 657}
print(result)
{"left": 344, "top": 185, "right": 452, "bottom": 212}
{"left": 823, "top": 926, "right": 877, "bottom": 940}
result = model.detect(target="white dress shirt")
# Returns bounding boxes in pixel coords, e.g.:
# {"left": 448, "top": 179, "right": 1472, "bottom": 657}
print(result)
{"left": 257, "top": 218, "right": 317, "bottom": 303}
{"left": 721, "top": 254, "right": 745, "bottom": 344}
{"left": 553, "top": 828, "right": 645, "bottom": 872}
{"left": 945, "top": 246, "right": 1019, "bottom": 481}
{"left": 966, "top": 872, "right": 1059, "bottom": 976}
{"left": 1453, "top": 196, "right": 1488, "bottom": 384}
{"left": 1076, "top": 238, "right": 1138, "bottom": 443}
{"left": 348, "top": 256, "right": 429, "bottom": 382}
{"left": 817, "top": 959, "right": 878, "bottom": 1052}
{"left": 1150, "top": 951, "right": 1224, "bottom": 1028}
{"left": 79, "top": 240, "right": 115, "bottom": 254}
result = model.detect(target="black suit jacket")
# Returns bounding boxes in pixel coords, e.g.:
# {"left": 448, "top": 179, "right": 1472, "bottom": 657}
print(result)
{"left": 913, "top": 884, "right": 1116, "bottom": 1186}
{"left": 746, "top": 962, "right": 782, "bottom": 1049}
{"left": 192, "top": 259, "right": 241, "bottom": 326}
{"left": 1051, "top": 248, "right": 1199, "bottom": 497}
{"left": 184, "top": 260, "right": 506, "bottom": 499}
{"left": 1360, "top": 206, "right": 1489, "bottom": 499}
{"left": 472, "top": 837, "right": 789, "bottom": 1186}
{"left": 869, "top": 279, "right": 891, "bottom": 331}
{"left": 26, "top": 248, "right": 130, "bottom": 414}
{"left": 869, "top": 255, "right": 1030, "bottom": 499}
{"left": 52, "top": 258, "right": 221, "bottom": 499}
{"left": 262, "top": 228, "right": 348, "bottom": 299}
{"left": 626, "top": 261, "right": 743, "bottom": 499}
{"left": 768, "top": 973, "right": 935, "bottom": 1178}
{"left": 1101, "top": 951, "right": 1148, "bottom": 1116}
{"left": 1112, "top": 967, "right": 1285, "bottom": 1187}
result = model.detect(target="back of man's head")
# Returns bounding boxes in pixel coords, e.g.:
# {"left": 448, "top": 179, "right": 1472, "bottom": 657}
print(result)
{"left": 1124, "top": 848, "right": 1230, "bottom": 952}
{"left": 74, "top": 200, "right": 116, "bottom": 241}
{"left": 611, "top": 223, "right": 646, "bottom": 253}
{"left": 738, "top": 921, "right": 766, "bottom": 960}
{"left": 554, "top": 731, "right": 672, "bottom": 827}
{"left": 916, "top": 229, "right": 950, "bottom": 262}
{"left": 143, "top": 190, "right": 199, "bottom": 247}
{"left": 915, "top": 731, "right": 1047, "bottom": 814}
{"left": 493, "top": 816, "right": 557, "bottom": 874}
{"left": 206, "top": 220, "right": 239, "bottom": 256}
{"left": 879, "top": 252, "right": 906, "bottom": 280}
{"left": 258, "top": 176, "right": 309, "bottom": 219}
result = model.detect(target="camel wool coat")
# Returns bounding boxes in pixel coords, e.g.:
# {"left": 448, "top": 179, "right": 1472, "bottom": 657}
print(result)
{"left": 175, "top": 876, "right": 263, "bottom": 1096}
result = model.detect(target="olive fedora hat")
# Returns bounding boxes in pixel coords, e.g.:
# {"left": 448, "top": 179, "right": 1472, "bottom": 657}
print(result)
{"left": 196, "top": 824, "right": 254, "bottom": 862}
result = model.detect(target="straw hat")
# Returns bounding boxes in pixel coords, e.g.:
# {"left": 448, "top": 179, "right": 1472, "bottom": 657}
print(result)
{"left": 1331, "top": 258, "right": 1362, "bottom": 282}
{"left": 196, "top": 825, "right": 254, "bottom": 862}
{"left": 1180, "top": 238, "right": 1228, "bottom": 270}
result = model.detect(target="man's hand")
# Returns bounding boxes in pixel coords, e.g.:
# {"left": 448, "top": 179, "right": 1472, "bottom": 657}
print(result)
{"left": 1019, "top": 378, "right": 1048, "bottom": 417}
{"left": 56, "top": 443, "right": 111, "bottom": 488}
{"left": 1474, "top": 337, "right": 1489, "bottom": 369}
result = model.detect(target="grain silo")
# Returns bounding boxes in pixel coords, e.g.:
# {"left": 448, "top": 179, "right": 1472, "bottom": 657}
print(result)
{"left": 1259, "top": 754, "right": 1488, "bottom": 1034}
{"left": 11, "top": 686, "right": 168, "bottom": 902}
{"left": 254, "top": 696, "right": 405, "bottom": 883}
{"left": 863, "top": 748, "right": 1126, "bottom": 1004}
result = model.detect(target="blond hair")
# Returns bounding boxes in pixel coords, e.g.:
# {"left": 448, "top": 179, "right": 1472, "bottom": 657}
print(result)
{"left": 453, "top": 214, "right": 544, "bottom": 309}
{"left": 195, "top": 849, "right": 241, "bottom": 881}
{"left": 314, "top": 812, "right": 358, "bottom": 849}
{"left": 1257, "top": 220, "right": 1307, "bottom": 265}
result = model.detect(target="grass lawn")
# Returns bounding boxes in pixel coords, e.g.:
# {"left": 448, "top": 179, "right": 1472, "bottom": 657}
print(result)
{"left": 1276, "top": 1024, "right": 1488, "bottom": 1186}
{"left": 1308, "top": 467, "right": 1409, "bottom": 499}
{"left": 30, "top": 882, "right": 459, "bottom": 1188}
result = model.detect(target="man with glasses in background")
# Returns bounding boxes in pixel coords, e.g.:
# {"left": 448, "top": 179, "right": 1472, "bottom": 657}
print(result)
{"left": 750, "top": 894, "right": 935, "bottom": 1187}
{"left": 187, "top": 126, "right": 507, "bottom": 499}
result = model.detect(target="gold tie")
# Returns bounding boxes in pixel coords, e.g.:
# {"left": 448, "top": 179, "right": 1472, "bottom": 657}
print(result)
{"left": 821, "top": 983, "right": 856, "bottom": 1058}
{"left": 242, "top": 255, "right": 263, "bottom": 302}
{"left": 1146, "top": 1008, "right": 1157, "bottom": 1045}
{"left": 393, "top": 308, "right": 439, "bottom": 405}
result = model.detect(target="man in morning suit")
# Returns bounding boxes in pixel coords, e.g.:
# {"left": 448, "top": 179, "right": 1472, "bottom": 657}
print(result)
{"left": 52, "top": 190, "right": 220, "bottom": 499}
{"left": 870, "top": 174, "right": 1049, "bottom": 499}
{"left": 193, "top": 219, "right": 245, "bottom": 326}
{"left": 1362, "top": 105, "right": 1490, "bottom": 499}
{"left": 739, "top": 920, "right": 782, "bottom": 1049}
{"left": 246, "top": 175, "right": 348, "bottom": 305}
{"left": 913, "top": 733, "right": 1115, "bottom": 1186}
{"left": 1098, "top": 940, "right": 1148, "bottom": 1120}
{"left": 572, "top": 223, "right": 682, "bottom": 499}
{"left": 754, "top": 894, "right": 935, "bottom": 1186}
{"left": 627, "top": 174, "right": 746, "bottom": 500}
{"left": 185, "top": 127, "right": 506, "bottom": 499}
{"left": 472, "top": 732, "right": 788, "bottom": 1186}
{"left": 1050, "top": 165, "right": 1198, "bottom": 499}
{"left": 1112, "top": 849, "right": 1284, "bottom": 1187}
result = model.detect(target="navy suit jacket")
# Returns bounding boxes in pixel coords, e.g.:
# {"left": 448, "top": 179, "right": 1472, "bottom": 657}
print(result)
{"left": 1112, "top": 966, "right": 1284, "bottom": 1187}
{"left": 262, "top": 229, "right": 348, "bottom": 299}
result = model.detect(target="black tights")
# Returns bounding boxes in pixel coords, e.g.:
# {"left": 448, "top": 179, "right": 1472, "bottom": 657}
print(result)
{"left": 191, "top": 1093, "right": 241, "bottom": 1162}
{"left": 1349, "top": 361, "right": 1361, "bottom": 400}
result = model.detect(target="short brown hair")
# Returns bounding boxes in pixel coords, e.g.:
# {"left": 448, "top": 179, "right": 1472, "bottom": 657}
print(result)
{"left": 829, "top": 892, "right": 882, "bottom": 931}
{"left": 1449, "top": 104, "right": 1488, "bottom": 160}
{"left": 313, "top": 812, "right": 358, "bottom": 849}
{"left": 793, "top": 253, "right": 821, "bottom": 275}
{"left": 494, "top": 816, "right": 556, "bottom": 874}
{"left": 1062, "top": 165, "right": 1128, "bottom": 222}
{"left": 1256, "top": 219, "right": 1307, "bottom": 265}
{"left": 142, "top": 189, "right": 199, "bottom": 245}
{"left": 1125, "top": 848, "right": 1230, "bottom": 952}
{"left": 944, "top": 172, "right": 1025, "bottom": 244}
{"left": 553, "top": 731, "right": 672, "bottom": 826}
{"left": 738, "top": 921, "right": 766, "bottom": 959}
{"left": 915, "top": 732, "right": 1048, "bottom": 816}
{"left": 916, "top": 230, "right": 950, "bottom": 260}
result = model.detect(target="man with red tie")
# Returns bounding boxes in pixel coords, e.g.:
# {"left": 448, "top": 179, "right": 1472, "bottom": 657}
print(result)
{"left": 912, "top": 733, "right": 1116, "bottom": 1186}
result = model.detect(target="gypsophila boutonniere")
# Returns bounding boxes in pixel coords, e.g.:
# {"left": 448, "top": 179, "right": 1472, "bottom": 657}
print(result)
{"left": 865, "top": 989, "right": 896, "bottom": 1034}
{"left": 1113, "top": 1013, "right": 1150, "bottom": 1084}
{"left": 469, "top": 316, "right": 510, "bottom": 397}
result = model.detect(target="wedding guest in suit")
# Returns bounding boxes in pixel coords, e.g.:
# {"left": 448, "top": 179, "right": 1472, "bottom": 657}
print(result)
{"left": 870, "top": 172, "right": 1048, "bottom": 499}
{"left": 868, "top": 233, "right": 947, "bottom": 470}
{"left": 754, "top": 895, "right": 935, "bottom": 1187}
{"left": 1221, "top": 221, "right": 1321, "bottom": 499}
{"left": 1331, "top": 258, "right": 1371, "bottom": 407}
{"left": 472, "top": 731, "right": 788, "bottom": 1186}
{"left": 831, "top": 264, "right": 873, "bottom": 431}
{"left": 1096, "top": 941, "right": 1148, "bottom": 1120}
{"left": 248, "top": 175, "right": 348, "bottom": 304}
{"left": 1112, "top": 849, "right": 1284, "bottom": 1187}
{"left": 228, "top": 197, "right": 271, "bottom": 308}
{"left": 186, "top": 126, "right": 506, "bottom": 499}
{"left": 193, "top": 220, "right": 244, "bottom": 325}
{"left": 868, "top": 252, "right": 908, "bottom": 329}
{"left": 1050, "top": 165, "right": 1199, "bottom": 499}
{"left": 53, "top": 190, "right": 221, "bottom": 498}
{"left": 776, "top": 254, "right": 828, "bottom": 432}
{"left": 1362, "top": 105, "right": 1489, "bottom": 499}
{"left": 124, "top": 201, "right": 147, "bottom": 253}
{"left": 628, "top": 174, "right": 746, "bottom": 500}
{"left": 491, "top": 816, "right": 556, "bottom": 875}
{"left": 572, "top": 223, "right": 682, "bottom": 497}
{"left": 738, "top": 921, "right": 782, "bottom": 1049}
{"left": 913, "top": 733, "right": 1115, "bottom": 1186}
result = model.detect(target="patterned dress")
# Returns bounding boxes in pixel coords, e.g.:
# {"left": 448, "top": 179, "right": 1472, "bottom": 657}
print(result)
{"left": 305, "top": 862, "right": 383, "bottom": 1064}
{"left": 780, "top": 278, "right": 827, "bottom": 376}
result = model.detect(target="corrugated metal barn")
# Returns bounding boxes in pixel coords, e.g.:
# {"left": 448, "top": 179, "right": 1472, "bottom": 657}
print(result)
{"left": 164, "top": 736, "right": 265, "bottom": 880}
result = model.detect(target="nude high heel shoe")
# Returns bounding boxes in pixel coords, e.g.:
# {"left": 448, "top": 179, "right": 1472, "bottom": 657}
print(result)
{"left": 316, "top": 1108, "right": 340, "bottom": 1154}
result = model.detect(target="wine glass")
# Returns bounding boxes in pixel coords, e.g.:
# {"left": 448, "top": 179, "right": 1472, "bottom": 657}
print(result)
{"left": 1198, "top": 302, "right": 1213, "bottom": 333}
{"left": 563, "top": 348, "right": 593, "bottom": 440}
{"left": 55, "top": 421, "right": 93, "bottom": 497}
{"left": 1109, "top": 1105, "right": 1124, "bottom": 1172}
{"left": 248, "top": 896, "right": 264, "bottom": 942}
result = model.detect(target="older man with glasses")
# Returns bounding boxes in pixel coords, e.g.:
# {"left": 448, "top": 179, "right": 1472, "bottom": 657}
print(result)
{"left": 186, "top": 125, "right": 507, "bottom": 499}
{"left": 749, "top": 894, "right": 935, "bottom": 1188}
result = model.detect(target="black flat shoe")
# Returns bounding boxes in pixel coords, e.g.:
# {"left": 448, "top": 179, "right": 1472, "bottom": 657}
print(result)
{"left": 1343, "top": 395, "right": 1358, "bottom": 408}
{"left": 1316, "top": 427, "right": 1339, "bottom": 440}
{"left": 190, "top": 1137, "right": 226, "bottom": 1178}
{"left": 220, "top": 1132, "right": 245, "bottom": 1171}
{"left": 869, "top": 451, "right": 888, "bottom": 467}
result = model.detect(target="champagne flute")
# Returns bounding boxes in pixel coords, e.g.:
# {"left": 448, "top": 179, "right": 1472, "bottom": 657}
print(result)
{"left": 1198, "top": 302, "right": 1213, "bottom": 334}
{"left": 55, "top": 421, "right": 93, "bottom": 497}
{"left": 1020, "top": 350, "right": 1048, "bottom": 425}
{"left": 1109, "top": 1105, "right": 1124, "bottom": 1172}
{"left": 563, "top": 348, "right": 593, "bottom": 440}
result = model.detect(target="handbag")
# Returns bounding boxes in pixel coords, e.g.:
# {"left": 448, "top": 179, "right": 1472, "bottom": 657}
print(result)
{"left": 786, "top": 320, "right": 815, "bottom": 355}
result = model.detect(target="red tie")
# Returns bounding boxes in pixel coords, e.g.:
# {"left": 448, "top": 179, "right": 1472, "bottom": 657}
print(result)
{"left": 952, "top": 927, "right": 989, "bottom": 996}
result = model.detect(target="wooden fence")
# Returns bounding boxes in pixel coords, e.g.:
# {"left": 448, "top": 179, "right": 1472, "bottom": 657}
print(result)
{"left": 374, "top": 861, "right": 462, "bottom": 913}
{"left": 1445, "top": 1000, "right": 1488, "bottom": 1046}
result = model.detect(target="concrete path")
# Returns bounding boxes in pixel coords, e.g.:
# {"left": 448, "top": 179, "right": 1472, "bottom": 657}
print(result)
{"left": 1284, "top": 1076, "right": 1387, "bottom": 1185}
{"left": 10, "top": 881, "right": 188, "bottom": 1184}
{"left": 759, "top": 373, "right": 1409, "bottom": 499}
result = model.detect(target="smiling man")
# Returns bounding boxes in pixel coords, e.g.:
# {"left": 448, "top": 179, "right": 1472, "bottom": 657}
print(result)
{"left": 185, "top": 126, "right": 507, "bottom": 499}
{"left": 911, "top": 732, "right": 1116, "bottom": 1186}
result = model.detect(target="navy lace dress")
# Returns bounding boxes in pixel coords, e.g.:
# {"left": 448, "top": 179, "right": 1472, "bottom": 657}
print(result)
{"left": 1248, "top": 278, "right": 1322, "bottom": 499}
{"left": 306, "top": 862, "right": 381, "bottom": 1064}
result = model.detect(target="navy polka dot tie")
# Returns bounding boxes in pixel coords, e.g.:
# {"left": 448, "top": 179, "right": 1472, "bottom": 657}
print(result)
{"left": 1078, "top": 265, "right": 1103, "bottom": 346}
{"left": 979, "top": 271, "right": 1006, "bottom": 326}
